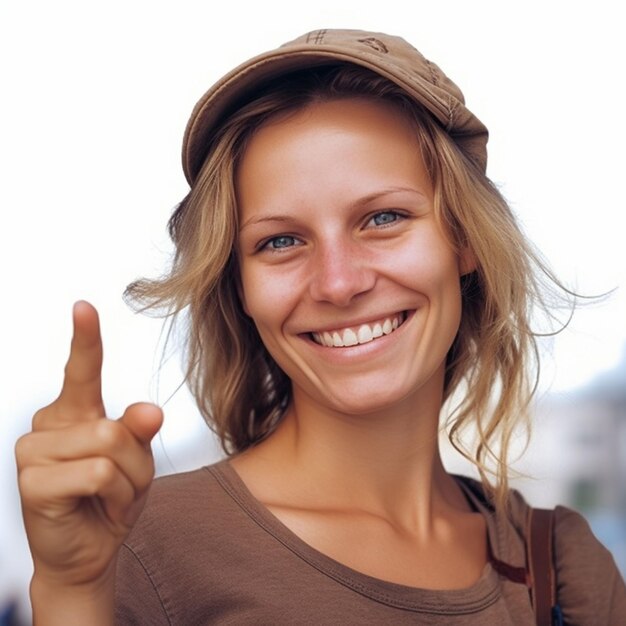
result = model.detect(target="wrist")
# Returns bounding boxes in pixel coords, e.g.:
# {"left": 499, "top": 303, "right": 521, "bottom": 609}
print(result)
{"left": 30, "top": 568, "right": 115, "bottom": 626}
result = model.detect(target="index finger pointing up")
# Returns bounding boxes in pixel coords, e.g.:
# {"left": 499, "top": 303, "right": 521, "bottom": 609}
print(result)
{"left": 57, "top": 300, "right": 105, "bottom": 418}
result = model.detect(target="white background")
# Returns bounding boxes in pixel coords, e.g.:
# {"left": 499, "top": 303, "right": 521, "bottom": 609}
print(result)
{"left": 1, "top": 0, "right": 625, "bottom": 618}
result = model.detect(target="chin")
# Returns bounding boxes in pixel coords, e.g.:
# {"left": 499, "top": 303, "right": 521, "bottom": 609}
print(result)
{"left": 311, "top": 380, "right": 427, "bottom": 418}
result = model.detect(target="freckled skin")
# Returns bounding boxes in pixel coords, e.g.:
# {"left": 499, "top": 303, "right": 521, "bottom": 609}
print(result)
{"left": 237, "top": 98, "right": 468, "bottom": 418}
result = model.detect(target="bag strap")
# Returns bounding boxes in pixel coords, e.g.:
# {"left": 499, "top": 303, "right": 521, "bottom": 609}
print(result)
{"left": 455, "top": 475, "right": 564, "bottom": 624}
{"left": 527, "top": 508, "right": 563, "bottom": 626}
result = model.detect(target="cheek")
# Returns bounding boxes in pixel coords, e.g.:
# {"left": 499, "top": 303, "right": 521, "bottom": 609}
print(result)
{"left": 239, "top": 266, "right": 295, "bottom": 333}
{"left": 390, "top": 234, "right": 461, "bottom": 293}
{"left": 393, "top": 236, "right": 463, "bottom": 341}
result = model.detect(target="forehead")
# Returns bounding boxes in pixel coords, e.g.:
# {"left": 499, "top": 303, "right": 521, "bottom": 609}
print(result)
{"left": 235, "top": 98, "right": 431, "bottom": 212}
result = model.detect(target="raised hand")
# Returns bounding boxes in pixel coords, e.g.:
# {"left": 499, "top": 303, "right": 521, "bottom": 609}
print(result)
{"left": 15, "top": 301, "right": 163, "bottom": 622}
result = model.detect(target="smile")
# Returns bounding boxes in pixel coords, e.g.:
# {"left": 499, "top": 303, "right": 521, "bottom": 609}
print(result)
{"left": 310, "top": 312, "right": 407, "bottom": 348}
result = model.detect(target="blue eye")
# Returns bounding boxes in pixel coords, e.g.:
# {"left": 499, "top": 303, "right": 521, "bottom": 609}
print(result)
{"left": 371, "top": 211, "right": 400, "bottom": 226}
{"left": 265, "top": 235, "right": 298, "bottom": 250}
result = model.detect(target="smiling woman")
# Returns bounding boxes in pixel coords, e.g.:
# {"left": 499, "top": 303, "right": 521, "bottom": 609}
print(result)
{"left": 15, "top": 29, "right": 626, "bottom": 625}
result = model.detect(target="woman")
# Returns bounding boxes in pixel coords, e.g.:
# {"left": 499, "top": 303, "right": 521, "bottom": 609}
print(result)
{"left": 16, "top": 29, "right": 625, "bottom": 624}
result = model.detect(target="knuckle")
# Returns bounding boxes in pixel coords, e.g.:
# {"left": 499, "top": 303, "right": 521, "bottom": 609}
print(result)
{"left": 94, "top": 419, "right": 125, "bottom": 450}
{"left": 14, "top": 434, "right": 34, "bottom": 467}
{"left": 17, "top": 466, "right": 40, "bottom": 503}
{"left": 31, "top": 405, "right": 54, "bottom": 431}
{"left": 88, "top": 457, "right": 117, "bottom": 488}
{"left": 63, "top": 359, "right": 77, "bottom": 382}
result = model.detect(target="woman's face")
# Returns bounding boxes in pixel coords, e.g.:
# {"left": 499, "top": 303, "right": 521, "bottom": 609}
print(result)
{"left": 236, "top": 97, "right": 471, "bottom": 416}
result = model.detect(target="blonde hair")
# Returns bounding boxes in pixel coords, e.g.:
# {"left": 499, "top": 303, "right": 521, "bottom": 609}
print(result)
{"left": 126, "top": 64, "right": 569, "bottom": 509}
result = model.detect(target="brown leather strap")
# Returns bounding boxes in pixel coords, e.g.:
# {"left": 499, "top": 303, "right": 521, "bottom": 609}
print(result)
{"left": 527, "top": 508, "right": 556, "bottom": 626}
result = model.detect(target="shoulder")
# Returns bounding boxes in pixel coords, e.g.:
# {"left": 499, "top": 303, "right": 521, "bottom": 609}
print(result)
{"left": 455, "top": 476, "right": 626, "bottom": 621}
{"left": 552, "top": 505, "right": 626, "bottom": 622}
{"left": 504, "top": 492, "right": 626, "bottom": 622}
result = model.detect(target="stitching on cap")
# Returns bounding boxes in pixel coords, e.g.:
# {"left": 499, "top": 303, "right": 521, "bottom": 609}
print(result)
{"left": 357, "top": 37, "right": 389, "bottom": 54}
{"left": 425, "top": 59, "right": 439, "bottom": 87}
{"left": 307, "top": 29, "right": 326, "bottom": 45}
{"left": 424, "top": 59, "right": 452, "bottom": 127}
{"left": 447, "top": 96, "right": 458, "bottom": 130}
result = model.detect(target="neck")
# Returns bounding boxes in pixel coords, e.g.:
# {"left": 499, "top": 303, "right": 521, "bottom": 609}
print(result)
{"left": 236, "top": 366, "right": 467, "bottom": 531}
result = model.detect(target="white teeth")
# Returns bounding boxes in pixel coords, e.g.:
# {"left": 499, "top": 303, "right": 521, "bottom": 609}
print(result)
{"left": 357, "top": 325, "right": 373, "bottom": 343}
{"left": 342, "top": 328, "right": 358, "bottom": 346}
{"left": 312, "top": 313, "right": 405, "bottom": 348}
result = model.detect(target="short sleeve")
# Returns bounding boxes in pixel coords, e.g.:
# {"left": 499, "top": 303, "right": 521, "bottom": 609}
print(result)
{"left": 115, "top": 543, "right": 170, "bottom": 625}
{"left": 554, "top": 506, "right": 626, "bottom": 625}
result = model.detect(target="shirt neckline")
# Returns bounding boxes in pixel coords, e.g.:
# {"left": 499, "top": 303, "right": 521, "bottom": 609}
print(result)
{"left": 207, "top": 459, "right": 504, "bottom": 614}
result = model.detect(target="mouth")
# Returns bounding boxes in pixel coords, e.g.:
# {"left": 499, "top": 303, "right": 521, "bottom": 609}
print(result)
{"left": 309, "top": 311, "right": 408, "bottom": 348}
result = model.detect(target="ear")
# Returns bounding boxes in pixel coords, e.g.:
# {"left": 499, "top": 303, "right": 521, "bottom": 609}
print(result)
{"left": 458, "top": 246, "right": 477, "bottom": 277}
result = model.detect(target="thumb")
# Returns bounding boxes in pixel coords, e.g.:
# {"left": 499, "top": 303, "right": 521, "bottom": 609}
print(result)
{"left": 119, "top": 402, "right": 164, "bottom": 447}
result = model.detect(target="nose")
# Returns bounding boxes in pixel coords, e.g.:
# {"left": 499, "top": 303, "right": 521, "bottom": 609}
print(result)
{"left": 308, "top": 240, "right": 376, "bottom": 307}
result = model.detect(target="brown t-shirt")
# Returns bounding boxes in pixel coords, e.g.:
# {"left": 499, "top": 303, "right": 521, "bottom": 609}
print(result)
{"left": 115, "top": 460, "right": 626, "bottom": 624}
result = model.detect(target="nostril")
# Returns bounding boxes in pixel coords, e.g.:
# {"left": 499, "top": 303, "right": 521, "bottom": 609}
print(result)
{"left": 309, "top": 261, "right": 376, "bottom": 306}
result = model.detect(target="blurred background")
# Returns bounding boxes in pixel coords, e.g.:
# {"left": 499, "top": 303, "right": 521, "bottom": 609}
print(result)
{"left": 1, "top": 0, "right": 624, "bottom": 622}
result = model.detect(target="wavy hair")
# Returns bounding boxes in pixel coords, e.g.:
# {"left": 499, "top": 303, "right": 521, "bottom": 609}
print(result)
{"left": 126, "top": 64, "right": 571, "bottom": 509}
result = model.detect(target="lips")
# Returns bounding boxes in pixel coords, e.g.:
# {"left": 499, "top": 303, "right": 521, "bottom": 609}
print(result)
{"left": 310, "top": 312, "right": 407, "bottom": 347}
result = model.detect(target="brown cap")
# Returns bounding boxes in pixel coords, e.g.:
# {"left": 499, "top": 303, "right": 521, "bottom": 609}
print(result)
{"left": 183, "top": 29, "right": 489, "bottom": 184}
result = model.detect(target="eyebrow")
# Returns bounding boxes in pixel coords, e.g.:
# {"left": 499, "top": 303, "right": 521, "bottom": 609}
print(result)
{"left": 239, "top": 186, "right": 428, "bottom": 231}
